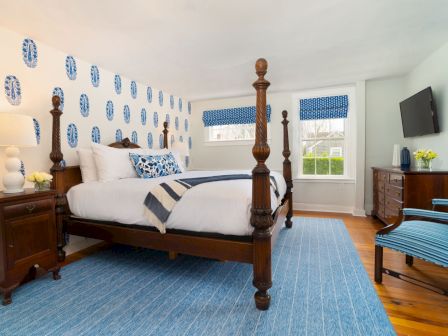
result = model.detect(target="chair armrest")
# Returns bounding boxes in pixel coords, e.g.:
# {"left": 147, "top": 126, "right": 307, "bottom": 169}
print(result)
{"left": 403, "top": 208, "right": 448, "bottom": 222}
{"left": 432, "top": 199, "right": 448, "bottom": 206}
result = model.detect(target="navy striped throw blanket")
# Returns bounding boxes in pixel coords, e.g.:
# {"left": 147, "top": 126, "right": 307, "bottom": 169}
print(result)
{"left": 143, "top": 174, "right": 279, "bottom": 234}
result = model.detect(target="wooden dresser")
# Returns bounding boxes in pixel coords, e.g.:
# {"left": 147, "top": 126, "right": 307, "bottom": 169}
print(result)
{"left": 0, "top": 189, "right": 60, "bottom": 305}
{"left": 372, "top": 167, "right": 448, "bottom": 225}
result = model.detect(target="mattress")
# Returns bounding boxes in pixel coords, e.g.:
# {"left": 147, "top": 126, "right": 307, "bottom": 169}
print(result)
{"left": 67, "top": 170, "right": 287, "bottom": 236}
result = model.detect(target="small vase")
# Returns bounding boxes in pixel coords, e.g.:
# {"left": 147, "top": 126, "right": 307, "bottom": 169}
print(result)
{"left": 34, "top": 181, "right": 50, "bottom": 191}
{"left": 418, "top": 159, "right": 432, "bottom": 170}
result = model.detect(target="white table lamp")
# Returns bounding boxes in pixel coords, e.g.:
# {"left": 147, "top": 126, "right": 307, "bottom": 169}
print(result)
{"left": 0, "top": 113, "right": 37, "bottom": 193}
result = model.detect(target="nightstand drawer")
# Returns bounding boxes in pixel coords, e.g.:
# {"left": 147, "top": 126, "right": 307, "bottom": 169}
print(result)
{"left": 3, "top": 199, "right": 53, "bottom": 219}
{"left": 389, "top": 173, "right": 403, "bottom": 187}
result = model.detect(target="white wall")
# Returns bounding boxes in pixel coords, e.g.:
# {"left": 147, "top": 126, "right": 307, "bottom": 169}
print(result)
{"left": 191, "top": 83, "right": 366, "bottom": 215}
{"left": 0, "top": 27, "right": 191, "bottom": 254}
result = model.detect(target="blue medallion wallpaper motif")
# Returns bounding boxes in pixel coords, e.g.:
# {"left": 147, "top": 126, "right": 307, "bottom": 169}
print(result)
{"left": 178, "top": 98, "right": 182, "bottom": 112}
{"left": 141, "top": 108, "right": 147, "bottom": 126}
{"left": 4, "top": 75, "right": 21, "bottom": 106}
{"left": 184, "top": 118, "right": 189, "bottom": 132}
{"left": 80, "top": 93, "right": 89, "bottom": 117}
{"left": 115, "top": 129, "right": 123, "bottom": 142}
{"left": 179, "top": 135, "right": 183, "bottom": 143}
{"left": 170, "top": 95, "right": 174, "bottom": 109}
{"left": 67, "top": 123, "right": 78, "bottom": 148}
{"left": 188, "top": 101, "right": 191, "bottom": 114}
{"left": 158, "top": 90, "right": 163, "bottom": 106}
{"left": 33, "top": 118, "right": 40, "bottom": 145}
{"left": 147, "top": 86, "right": 152, "bottom": 103}
{"left": 90, "top": 65, "right": 100, "bottom": 87}
{"left": 175, "top": 116, "right": 179, "bottom": 130}
{"left": 153, "top": 111, "right": 159, "bottom": 128}
{"left": 165, "top": 114, "right": 170, "bottom": 126}
{"left": 159, "top": 134, "right": 164, "bottom": 149}
{"left": 22, "top": 38, "right": 38, "bottom": 68}
{"left": 130, "top": 81, "right": 137, "bottom": 99}
{"left": 188, "top": 136, "right": 192, "bottom": 150}
{"left": 114, "top": 74, "right": 122, "bottom": 94}
{"left": 123, "top": 104, "right": 130, "bottom": 124}
{"left": 131, "top": 131, "right": 138, "bottom": 144}
{"left": 65, "top": 56, "right": 77, "bottom": 80}
{"left": 171, "top": 134, "right": 175, "bottom": 146}
{"left": 147, "top": 132, "right": 153, "bottom": 149}
{"left": 106, "top": 100, "right": 114, "bottom": 121}
{"left": 52, "top": 87, "right": 64, "bottom": 110}
{"left": 91, "top": 126, "right": 101, "bottom": 143}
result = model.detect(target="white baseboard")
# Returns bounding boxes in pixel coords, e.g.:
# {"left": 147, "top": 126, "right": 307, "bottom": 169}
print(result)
{"left": 293, "top": 202, "right": 366, "bottom": 217}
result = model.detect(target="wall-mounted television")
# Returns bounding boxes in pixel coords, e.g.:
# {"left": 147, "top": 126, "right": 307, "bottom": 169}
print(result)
{"left": 400, "top": 87, "right": 439, "bottom": 138}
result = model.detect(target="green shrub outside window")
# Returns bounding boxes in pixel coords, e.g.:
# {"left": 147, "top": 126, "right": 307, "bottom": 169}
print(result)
{"left": 303, "top": 157, "right": 344, "bottom": 175}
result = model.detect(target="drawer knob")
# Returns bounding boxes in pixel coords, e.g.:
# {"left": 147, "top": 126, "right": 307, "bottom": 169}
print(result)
{"left": 8, "top": 244, "right": 14, "bottom": 248}
{"left": 34, "top": 264, "right": 40, "bottom": 269}
{"left": 25, "top": 204, "right": 36, "bottom": 213}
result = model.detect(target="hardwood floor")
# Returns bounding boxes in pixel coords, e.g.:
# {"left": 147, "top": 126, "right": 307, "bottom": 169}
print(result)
{"left": 63, "top": 213, "right": 448, "bottom": 335}
{"left": 295, "top": 211, "right": 448, "bottom": 336}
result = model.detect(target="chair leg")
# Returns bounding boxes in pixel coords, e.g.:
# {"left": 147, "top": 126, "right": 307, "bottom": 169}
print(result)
{"left": 405, "top": 254, "right": 414, "bottom": 267}
{"left": 375, "top": 245, "right": 383, "bottom": 283}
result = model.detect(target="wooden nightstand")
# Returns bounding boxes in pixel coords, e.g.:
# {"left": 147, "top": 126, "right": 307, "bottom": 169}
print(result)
{"left": 0, "top": 189, "right": 60, "bottom": 305}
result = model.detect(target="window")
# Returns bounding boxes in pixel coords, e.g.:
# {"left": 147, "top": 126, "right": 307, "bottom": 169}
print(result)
{"left": 203, "top": 105, "right": 271, "bottom": 143}
{"left": 297, "top": 93, "right": 352, "bottom": 178}
{"left": 301, "top": 119, "right": 346, "bottom": 176}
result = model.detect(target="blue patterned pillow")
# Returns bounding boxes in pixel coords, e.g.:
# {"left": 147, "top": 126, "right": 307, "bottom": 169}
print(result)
{"left": 129, "top": 152, "right": 182, "bottom": 178}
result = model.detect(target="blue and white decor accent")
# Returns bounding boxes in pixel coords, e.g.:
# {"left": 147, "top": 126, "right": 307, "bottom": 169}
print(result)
{"left": 184, "top": 118, "right": 189, "bottom": 132}
{"left": 52, "top": 87, "right": 64, "bottom": 111}
{"left": 141, "top": 108, "right": 147, "bottom": 125}
{"left": 33, "top": 118, "right": 40, "bottom": 145}
{"left": 159, "top": 133, "right": 164, "bottom": 149}
{"left": 131, "top": 131, "right": 138, "bottom": 144}
{"left": 174, "top": 116, "right": 179, "bottom": 130}
{"left": 202, "top": 105, "right": 272, "bottom": 127}
{"left": 91, "top": 126, "right": 101, "bottom": 143}
{"left": 130, "top": 81, "right": 137, "bottom": 99}
{"left": 80, "top": 94, "right": 89, "bottom": 117}
{"left": 123, "top": 104, "right": 130, "bottom": 124}
{"left": 188, "top": 136, "right": 192, "bottom": 150}
{"left": 90, "top": 65, "right": 100, "bottom": 87}
{"left": 22, "top": 38, "right": 38, "bottom": 68}
{"left": 4, "top": 75, "right": 21, "bottom": 106}
{"left": 188, "top": 101, "right": 191, "bottom": 114}
{"left": 65, "top": 56, "right": 77, "bottom": 80}
{"left": 147, "top": 86, "right": 152, "bottom": 103}
{"left": 19, "top": 160, "right": 25, "bottom": 176}
{"left": 147, "top": 132, "right": 153, "bottom": 148}
{"left": 129, "top": 152, "right": 182, "bottom": 179}
{"left": 179, "top": 135, "right": 183, "bottom": 142}
{"left": 115, "top": 129, "right": 123, "bottom": 142}
{"left": 178, "top": 98, "right": 183, "bottom": 112}
{"left": 170, "top": 95, "right": 174, "bottom": 109}
{"left": 171, "top": 134, "right": 175, "bottom": 145}
{"left": 299, "top": 95, "right": 349, "bottom": 120}
{"left": 114, "top": 74, "right": 121, "bottom": 94}
{"left": 0, "top": 218, "right": 395, "bottom": 336}
{"left": 106, "top": 100, "right": 114, "bottom": 121}
{"left": 66, "top": 123, "right": 78, "bottom": 148}
{"left": 153, "top": 111, "right": 159, "bottom": 128}
{"left": 59, "top": 159, "right": 66, "bottom": 168}
{"left": 165, "top": 114, "right": 170, "bottom": 126}
{"left": 158, "top": 90, "right": 163, "bottom": 106}
{"left": 185, "top": 156, "right": 190, "bottom": 168}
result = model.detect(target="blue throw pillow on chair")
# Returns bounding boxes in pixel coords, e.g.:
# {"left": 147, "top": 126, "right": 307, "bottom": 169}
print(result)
{"left": 129, "top": 152, "right": 182, "bottom": 178}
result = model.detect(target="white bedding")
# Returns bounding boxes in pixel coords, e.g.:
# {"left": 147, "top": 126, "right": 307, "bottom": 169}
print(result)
{"left": 67, "top": 170, "right": 287, "bottom": 236}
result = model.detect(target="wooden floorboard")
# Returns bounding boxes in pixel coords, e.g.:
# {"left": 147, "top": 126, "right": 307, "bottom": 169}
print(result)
{"left": 63, "top": 213, "right": 448, "bottom": 335}
{"left": 295, "top": 211, "right": 448, "bottom": 336}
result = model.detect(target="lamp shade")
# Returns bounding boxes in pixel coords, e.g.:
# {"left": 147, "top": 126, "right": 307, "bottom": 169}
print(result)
{"left": 0, "top": 113, "right": 37, "bottom": 147}
{"left": 171, "top": 141, "right": 189, "bottom": 156}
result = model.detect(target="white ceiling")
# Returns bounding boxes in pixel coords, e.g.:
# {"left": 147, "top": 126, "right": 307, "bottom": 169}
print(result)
{"left": 1, "top": 0, "right": 448, "bottom": 101}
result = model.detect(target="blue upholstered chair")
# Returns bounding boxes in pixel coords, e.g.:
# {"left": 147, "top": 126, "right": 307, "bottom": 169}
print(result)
{"left": 374, "top": 199, "right": 448, "bottom": 295}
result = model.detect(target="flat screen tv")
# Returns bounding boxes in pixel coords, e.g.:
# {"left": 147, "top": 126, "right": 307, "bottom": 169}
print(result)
{"left": 400, "top": 87, "right": 439, "bottom": 138}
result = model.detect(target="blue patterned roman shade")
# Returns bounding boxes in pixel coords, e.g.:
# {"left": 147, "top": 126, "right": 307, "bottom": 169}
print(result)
{"left": 299, "top": 95, "right": 348, "bottom": 120}
{"left": 202, "top": 105, "right": 272, "bottom": 127}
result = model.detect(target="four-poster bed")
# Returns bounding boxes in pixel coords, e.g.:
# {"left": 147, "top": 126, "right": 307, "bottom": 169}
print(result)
{"left": 49, "top": 58, "right": 293, "bottom": 310}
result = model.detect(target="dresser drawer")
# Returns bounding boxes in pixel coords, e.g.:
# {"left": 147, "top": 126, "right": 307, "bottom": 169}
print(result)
{"left": 385, "top": 197, "right": 403, "bottom": 213}
{"left": 385, "top": 184, "right": 403, "bottom": 201}
{"left": 3, "top": 199, "right": 53, "bottom": 219}
{"left": 389, "top": 173, "right": 403, "bottom": 187}
{"left": 378, "top": 182, "right": 385, "bottom": 193}
{"left": 378, "top": 171, "right": 388, "bottom": 183}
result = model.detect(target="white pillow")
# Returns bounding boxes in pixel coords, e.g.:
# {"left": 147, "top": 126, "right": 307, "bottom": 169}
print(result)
{"left": 147, "top": 149, "right": 186, "bottom": 172}
{"left": 91, "top": 143, "right": 147, "bottom": 182}
{"left": 77, "top": 148, "right": 98, "bottom": 183}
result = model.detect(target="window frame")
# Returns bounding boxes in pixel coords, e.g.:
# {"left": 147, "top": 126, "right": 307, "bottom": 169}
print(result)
{"left": 204, "top": 123, "right": 271, "bottom": 146}
{"left": 293, "top": 86, "right": 356, "bottom": 181}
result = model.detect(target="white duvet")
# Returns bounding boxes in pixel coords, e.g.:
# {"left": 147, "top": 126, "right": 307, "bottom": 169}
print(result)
{"left": 67, "top": 170, "right": 286, "bottom": 236}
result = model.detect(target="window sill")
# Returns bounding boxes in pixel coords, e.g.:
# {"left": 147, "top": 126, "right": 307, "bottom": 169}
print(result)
{"left": 294, "top": 177, "right": 355, "bottom": 184}
{"left": 204, "top": 139, "right": 271, "bottom": 147}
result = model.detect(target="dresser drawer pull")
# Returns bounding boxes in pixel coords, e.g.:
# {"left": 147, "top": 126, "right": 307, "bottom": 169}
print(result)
{"left": 8, "top": 243, "right": 14, "bottom": 248}
{"left": 34, "top": 264, "right": 40, "bottom": 269}
{"left": 25, "top": 204, "right": 36, "bottom": 213}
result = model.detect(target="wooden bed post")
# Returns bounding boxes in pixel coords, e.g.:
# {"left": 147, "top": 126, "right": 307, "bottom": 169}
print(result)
{"left": 163, "top": 121, "right": 169, "bottom": 149}
{"left": 251, "top": 58, "right": 273, "bottom": 310}
{"left": 282, "top": 110, "right": 293, "bottom": 228}
{"left": 49, "top": 95, "right": 66, "bottom": 261}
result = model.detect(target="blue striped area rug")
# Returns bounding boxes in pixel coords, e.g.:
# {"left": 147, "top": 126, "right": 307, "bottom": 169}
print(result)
{"left": 0, "top": 217, "right": 395, "bottom": 336}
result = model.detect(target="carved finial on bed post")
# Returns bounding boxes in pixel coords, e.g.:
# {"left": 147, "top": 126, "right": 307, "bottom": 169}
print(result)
{"left": 282, "top": 110, "right": 293, "bottom": 228}
{"left": 163, "top": 121, "right": 169, "bottom": 149}
{"left": 251, "top": 58, "right": 273, "bottom": 311}
{"left": 50, "top": 95, "right": 64, "bottom": 172}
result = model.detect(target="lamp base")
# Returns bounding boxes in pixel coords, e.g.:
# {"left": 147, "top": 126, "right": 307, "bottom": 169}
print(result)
{"left": 2, "top": 146, "right": 25, "bottom": 194}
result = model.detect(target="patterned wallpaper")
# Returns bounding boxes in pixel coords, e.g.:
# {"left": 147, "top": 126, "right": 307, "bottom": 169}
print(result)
{"left": 1, "top": 29, "right": 192, "bottom": 177}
